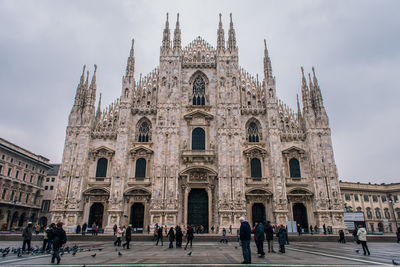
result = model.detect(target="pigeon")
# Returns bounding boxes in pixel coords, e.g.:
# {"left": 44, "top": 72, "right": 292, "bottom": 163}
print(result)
{"left": 187, "top": 251, "right": 192, "bottom": 256}
{"left": 234, "top": 246, "right": 238, "bottom": 249}
{"left": 393, "top": 259, "right": 399, "bottom": 266}
{"left": 91, "top": 253, "right": 96, "bottom": 258}
{"left": 355, "top": 249, "right": 359, "bottom": 253}
{"left": 118, "top": 251, "right": 122, "bottom": 256}
{"left": 98, "top": 248, "right": 102, "bottom": 251}
{"left": 72, "top": 251, "right": 76, "bottom": 256}
{"left": 88, "top": 248, "right": 91, "bottom": 251}
{"left": 17, "top": 252, "right": 22, "bottom": 258}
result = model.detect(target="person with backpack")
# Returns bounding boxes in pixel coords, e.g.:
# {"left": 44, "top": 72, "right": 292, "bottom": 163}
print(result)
{"left": 22, "top": 222, "right": 33, "bottom": 252}
{"left": 51, "top": 222, "right": 67, "bottom": 264}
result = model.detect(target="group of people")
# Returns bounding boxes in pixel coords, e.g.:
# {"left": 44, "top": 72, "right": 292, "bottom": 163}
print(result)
{"left": 22, "top": 221, "right": 67, "bottom": 264}
{"left": 112, "top": 224, "right": 132, "bottom": 249}
{"left": 153, "top": 224, "right": 194, "bottom": 249}
{"left": 239, "top": 217, "right": 288, "bottom": 264}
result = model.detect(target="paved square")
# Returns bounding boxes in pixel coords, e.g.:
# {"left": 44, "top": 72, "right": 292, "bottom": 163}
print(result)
{"left": 0, "top": 241, "right": 398, "bottom": 266}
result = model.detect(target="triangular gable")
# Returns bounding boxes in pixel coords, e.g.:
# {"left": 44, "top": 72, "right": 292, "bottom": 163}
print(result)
{"left": 184, "top": 110, "right": 214, "bottom": 121}
{"left": 130, "top": 145, "right": 154, "bottom": 155}
{"left": 243, "top": 145, "right": 268, "bottom": 156}
{"left": 282, "top": 146, "right": 306, "bottom": 154}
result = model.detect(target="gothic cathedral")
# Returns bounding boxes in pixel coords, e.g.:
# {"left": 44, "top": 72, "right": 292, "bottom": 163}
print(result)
{"left": 52, "top": 14, "right": 345, "bottom": 233}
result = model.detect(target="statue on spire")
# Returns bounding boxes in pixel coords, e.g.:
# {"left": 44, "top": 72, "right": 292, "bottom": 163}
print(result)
{"left": 217, "top": 13, "right": 225, "bottom": 52}
{"left": 173, "top": 13, "right": 181, "bottom": 51}
{"left": 162, "top": 13, "right": 171, "bottom": 50}
{"left": 227, "top": 13, "right": 236, "bottom": 52}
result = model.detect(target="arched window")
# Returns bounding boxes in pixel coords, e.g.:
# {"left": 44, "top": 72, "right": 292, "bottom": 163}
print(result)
{"left": 96, "top": 158, "right": 108, "bottom": 178}
{"left": 366, "top": 208, "right": 372, "bottom": 219}
{"left": 34, "top": 190, "right": 40, "bottom": 205}
{"left": 192, "top": 76, "right": 205, "bottom": 106}
{"left": 384, "top": 208, "right": 390, "bottom": 219}
{"left": 192, "top": 128, "right": 205, "bottom": 150}
{"left": 138, "top": 121, "right": 150, "bottom": 142}
{"left": 135, "top": 158, "right": 146, "bottom": 178}
{"left": 247, "top": 122, "right": 259, "bottom": 142}
{"left": 375, "top": 208, "right": 381, "bottom": 219}
{"left": 289, "top": 158, "right": 301, "bottom": 178}
{"left": 250, "top": 158, "right": 262, "bottom": 178}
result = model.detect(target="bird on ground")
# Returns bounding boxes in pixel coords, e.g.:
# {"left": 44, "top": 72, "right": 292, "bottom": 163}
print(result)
{"left": 393, "top": 259, "right": 399, "bottom": 265}
{"left": 17, "top": 252, "right": 22, "bottom": 258}
{"left": 355, "top": 249, "right": 359, "bottom": 253}
{"left": 72, "top": 251, "right": 76, "bottom": 256}
{"left": 187, "top": 251, "right": 192, "bottom": 256}
{"left": 98, "top": 248, "right": 102, "bottom": 251}
{"left": 91, "top": 253, "right": 96, "bottom": 258}
{"left": 234, "top": 246, "right": 238, "bottom": 249}
{"left": 118, "top": 252, "right": 122, "bottom": 256}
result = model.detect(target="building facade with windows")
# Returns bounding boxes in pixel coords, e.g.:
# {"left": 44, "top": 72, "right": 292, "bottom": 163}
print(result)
{"left": 40, "top": 164, "right": 60, "bottom": 226}
{"left": 52, "top": 14, "right": 344, "bottom": 232}
{"left": 0, "top": 138, "right": 51, "bottom": 230}
{"left": 340, "top": 181, "right": 400, "bottom": 233}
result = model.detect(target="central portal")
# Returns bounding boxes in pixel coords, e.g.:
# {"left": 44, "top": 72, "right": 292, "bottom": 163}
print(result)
{"left": 188, "top": 189, "right": 208, "bottom": 232}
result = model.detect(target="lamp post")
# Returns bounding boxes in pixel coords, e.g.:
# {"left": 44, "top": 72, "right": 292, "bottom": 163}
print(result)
{"left": 388, "top": 194, "right": 398, "bottom": 229}
{"left": 7, "top": 199, "right": 18, "bottom": 231}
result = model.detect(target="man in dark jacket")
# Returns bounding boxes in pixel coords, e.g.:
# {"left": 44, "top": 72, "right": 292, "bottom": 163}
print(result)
{"left": 51, "top": 222, "right": 67, "bottom": 264}
{"left": 22, "top": 222, "right": 33, "bottom": 252}
{"left": 255, "top": 221, "right": 265, "bottom": 258}
{"left": 264, "top": 221, "right": 276, "bottom": 253}
{"left": 156, "top": 226, "right": 163, "bottom": 246}
{"left": 82, "top": 222, "right": 87, "bottom": 236}
{"left": 396, "top": 227, "right": 400, "bottom": 243}
{"left": 123, "top": 225, "right": 132, "bottom": 249}
{"left": 185, "top": 225, "right": 194, "bottom": 249}
{"left": 239, "top": 217, "right": 251, "bottom": 264}
{"left": 175, "top": 225, "right": 183, "bottom": 247}
{"left": 277, "top": 224, "right": 287, "bottom": 253}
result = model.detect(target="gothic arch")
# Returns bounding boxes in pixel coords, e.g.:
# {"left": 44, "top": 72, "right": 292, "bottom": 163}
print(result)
{"left": 245, "top": 188, "right": 273, "bottom": 196}
{"left": 188, "top": 70, "right": 209, "bottom": 85}
{"left": 179, "top": 165, "right": 217, "bottom": 177}
{"left": 83, "top": 187, "right": 110, "bottom": 196}
{"left": 245, "top": 118, "right": 262, "bottom": 142}
{"left": 123, "top": 187, "right": 152, "bottom": 196}
{"left": 287, "top": 187, "right": 313, "bottom": 196}
{"left": 136, "top": 117, "right": 152, "bottom": 142}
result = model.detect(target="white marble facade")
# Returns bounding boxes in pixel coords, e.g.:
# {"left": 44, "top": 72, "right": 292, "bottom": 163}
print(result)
{"left": 52, "top": 14, "right": 345, "bottom": 233}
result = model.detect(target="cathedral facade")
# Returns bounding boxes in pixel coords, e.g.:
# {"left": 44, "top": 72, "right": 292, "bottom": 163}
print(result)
{"left": 52, "top": 14, "right": 345, "bottom": 233}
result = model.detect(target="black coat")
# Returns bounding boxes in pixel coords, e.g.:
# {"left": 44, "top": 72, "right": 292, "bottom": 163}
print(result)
{"left": 175, "top": 228, "right": 183, "bottom": 242}
{"left": 125, "top": 227, "right": 132, "bottom": 241}
{"left": 277, "top": 227, "right": 287, "bottom": 246}
{"left": 53, "top": 227, "right": 67, "bottom": 249}
{"left": 157, "top": 227, "right": 163, "bottom": 237}
{"left": 186, "top": 227, "right": 194, "bottom": 240}
{"left": 264, "top": 224, "right": 274, "bottom": 240}
{"left": 167, "top": 229, "right": 175, "bottom": 242}
{"left": 239, "top": 221, "right": 251, "bottom": 241}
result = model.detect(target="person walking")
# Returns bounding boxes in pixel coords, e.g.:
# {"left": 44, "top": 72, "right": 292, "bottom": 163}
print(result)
{"left": 51, "top": 222, "right": 67, "bottom": 265}
{"left": 265, "top": 221, "right": 276, "bottom": 253}
{"left": 46, "top": 223, "right": 55, "bottom": 251}
{"left": 147, "top": 225, "right": 150, "bottom": 234}
{"left": 297, "top": 224, "right": 302, "bottom": 236}
{"left": 167, "top": 227, "right": 175, "bottom": 248}
{"left": 220, "top": 228, "right": 228, "bottom": 244}
{"left": 357, "top": 225, "right": 370, "bottom": 256}
{"left": 338, "top": 229, "right": 346, "bottom": 243}
{"left": 42, "top": 225, "right": 49, "bottom": 251}
{"left": 352, "top": 227, "right": 358, "bottom": 243}
{"left": 114, "top": 226, "right": 123, "bottom": 246}
{"left": 277, "top": 224, "right": 287, "bottom": 253}
{"left": 239, "top": 217, "right": 251, "bottom": 264}
{"left": 185, "top": 225, "right": 194, "bottom": 249}
{"left": 82, "top": 222, "right": 87, "bottom": 236}
{"left": 314, "top": 225, "right": 318, "bottom": 234}
{"left": 255, "top": 221, "right": 265, "bottom": 258}
{"left": 310, "top": 225, "right": 314, "bottom": 235}
{"left": 156, "top": 226, "right": 163, "bottom": 246}
{"left": 229, "top": 225, "right": 232, "bottom": 234}
{"left": 396, "top": 226, "right": 400, "bottom": 243}
{"left": 123, "top": 225, "right": 132, "bottom": 249}
{"left": 175, "top": 225, "right": 183, "bottom": 248}
{"left": 323, "top": 224, "right": 327, "bottom": 235}
{"left": 113, "top": 224, "right": 118, "bottom": 236}
{"left": 22, "top": 222, "right": 33, "bottom": 253}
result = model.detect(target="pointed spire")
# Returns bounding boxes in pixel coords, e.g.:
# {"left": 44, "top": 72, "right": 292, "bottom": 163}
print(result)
{"left": 263, "top": 39, "right": 273, "bottom": 81}
{"left": 80, "top": 65, "right": 86, "bottom": 85}
{"left": 89, "top": 64, "right": 97, "bottom": 103}
{"left": 297, "top": 94, "right": 302, "bottom": 116}
{"left": 162, "top": 13, "right": 171, "bottom": 50}
{"left": 312, "top": 66, "right": 324, "bottom": 108}
{"left": 125, "top": 39, "right": 135, "bottom": 78}
{"left": 217, "top": 13, "right": 225, "bottom": 52}
{"left": 300, "top": 67, "right": 310, "bottom": 111}
{"left": 173, "top": 13, "right": 181, "bottom": 50}
{"left": 227, "top": 13, "right": 236, "bottom": 51}
{"left": 95, "top": 92, "right": 102, "bottom": 122}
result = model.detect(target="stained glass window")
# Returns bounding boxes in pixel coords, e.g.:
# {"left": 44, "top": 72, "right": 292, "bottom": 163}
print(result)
{"left": 248, "top": 122, "right": 259, "bottom": 142}
{"left": 192, "top": 77, "right": 205, "bottom": 106}
{"left": 138, "top": 121, "right": 150, "bottom": 142}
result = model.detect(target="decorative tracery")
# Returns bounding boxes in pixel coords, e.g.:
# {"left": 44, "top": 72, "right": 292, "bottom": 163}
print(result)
{"left": 192, "top": 77, "right": 205, "bottom": 106}
{"left": 137, "top": 119, "right": 151, "bottom": 142}
{"left": 247, "top": 122, "right": 260, "bottom": 142}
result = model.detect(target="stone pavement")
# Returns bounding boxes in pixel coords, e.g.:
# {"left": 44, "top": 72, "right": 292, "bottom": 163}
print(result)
{"left": 0, "top": 240, "right": 399, "bottom": 266}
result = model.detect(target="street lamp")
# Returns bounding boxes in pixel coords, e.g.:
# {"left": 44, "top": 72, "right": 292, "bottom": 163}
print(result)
{"left": 8, "top": 199, "right": 19, "bottom": 231}
{"left": 388, "top": 194, "right": 398, "bottom": 229}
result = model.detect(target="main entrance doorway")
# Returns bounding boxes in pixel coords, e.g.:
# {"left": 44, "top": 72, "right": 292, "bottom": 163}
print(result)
{"left": 88, "top": 203, "right": 104, "bottom": 228}
{"left": 293, "top": 203, "right": 308, "bottom": 233}
{"left": 130, "top": 203, "right": 144, "bottom": 232}
{"left": 188, "top": 189, "right": 208, "bottom": 232}
{"left": 252, "top": 203, "right": 266, "bottom": 226}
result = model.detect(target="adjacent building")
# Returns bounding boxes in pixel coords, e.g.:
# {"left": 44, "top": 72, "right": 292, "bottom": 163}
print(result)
{"left": 52, "top": 13, "right": 345, "bottom": 233}
{"left": 41, "top": 164, "right": 60, "bottom": 226}
{"left": 340, "top": 181, "right": 400, "bottom": 233}
{"left": 0, "top": 138, "right": 51, "bottom": 230}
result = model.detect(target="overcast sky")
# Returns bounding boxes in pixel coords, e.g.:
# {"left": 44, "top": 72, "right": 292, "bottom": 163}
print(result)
{"left": 0, "top": 0, "right": 399, "bottom": 184}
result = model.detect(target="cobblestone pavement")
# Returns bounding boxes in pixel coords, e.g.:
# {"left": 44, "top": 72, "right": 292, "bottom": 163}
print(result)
{"left": 0, "top": 240, "right": 398, "bottom": 266}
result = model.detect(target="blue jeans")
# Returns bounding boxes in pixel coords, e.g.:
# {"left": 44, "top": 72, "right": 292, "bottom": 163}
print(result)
{"left": 241, "top": 240, "right": 251, "bottom": 263}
